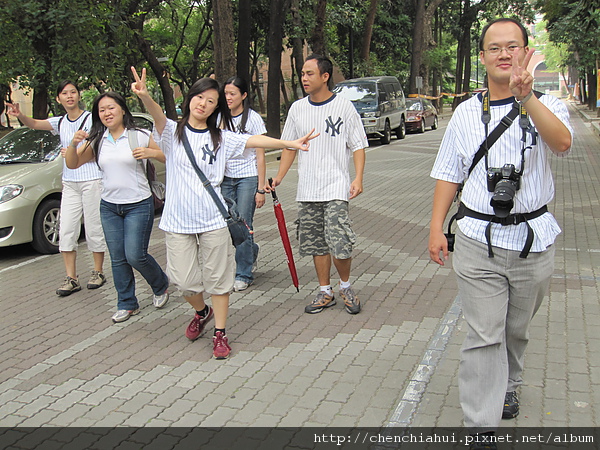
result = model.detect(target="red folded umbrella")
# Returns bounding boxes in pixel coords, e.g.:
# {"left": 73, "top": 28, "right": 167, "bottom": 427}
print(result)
{"left": 269, "top": 179, "right": 299, "bottom": 292}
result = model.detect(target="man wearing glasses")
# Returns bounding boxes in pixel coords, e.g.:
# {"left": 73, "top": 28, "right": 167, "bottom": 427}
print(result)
{"left": 428, "top": 18, "right": 572, "bottom": 448}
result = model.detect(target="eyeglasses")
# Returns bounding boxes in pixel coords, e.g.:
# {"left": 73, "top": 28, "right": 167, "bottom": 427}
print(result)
{"left": 484, "top": 45, "right": 523, "bottom": 55}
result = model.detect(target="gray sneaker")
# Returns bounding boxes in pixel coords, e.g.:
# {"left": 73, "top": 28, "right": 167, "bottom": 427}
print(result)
{"left": 304, "top": 291, "right": 336, "bottom": 314}
{"left": 153, "top": 290, "right": 169, "bottom": 308}
{"left": 87, "top": 271, "right": 106, "bottom": 289}
{"left": 340, "top": 285, "right": 361, "bottom": 314}
{"left": 56, "top": 276, "right": 81, "bottom": 296}
{"left": 111, "top": 309, "right": 140, "bottom": 323}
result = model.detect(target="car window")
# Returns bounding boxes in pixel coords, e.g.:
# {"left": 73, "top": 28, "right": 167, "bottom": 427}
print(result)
{"left": 384, "top": 84, "right": 396, "bottom": 100}
{"left": 378, "top": 85, "right": 388, "bottom": 102}
{"left": 406, "top": 99, "right": 423, "bottom": 111}
{"left": 333, "top": 83, "right": 377, "bottom": 106}
{"left": 133, "top": 116, "right": 153, "bottom": 131}
{"left": 0, "top": 128, "right": 61, "bottom": 164}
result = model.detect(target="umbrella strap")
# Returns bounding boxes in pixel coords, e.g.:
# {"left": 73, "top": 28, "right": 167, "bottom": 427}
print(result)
{"left": 181, "top": 132, "right": 231, "bottom": 221}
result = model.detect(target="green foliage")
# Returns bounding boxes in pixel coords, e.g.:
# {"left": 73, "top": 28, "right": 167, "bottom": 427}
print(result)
{"left": 537, "top": 0, "right": 599, "bottom": 71}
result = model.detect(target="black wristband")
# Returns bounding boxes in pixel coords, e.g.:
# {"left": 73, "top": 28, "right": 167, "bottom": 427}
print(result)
{"left": 256, "top": 189, "right": 265, "bottom": 195}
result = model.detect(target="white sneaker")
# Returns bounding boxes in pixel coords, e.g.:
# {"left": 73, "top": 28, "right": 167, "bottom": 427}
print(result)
{"left": 153, "top": 290, "right": 169, "bottom": 308}
{"left": 233, "top": 279, "right": 250, "bottom": 292}
{"left": 112, "top": 309, "right": 140, "bottom": 323}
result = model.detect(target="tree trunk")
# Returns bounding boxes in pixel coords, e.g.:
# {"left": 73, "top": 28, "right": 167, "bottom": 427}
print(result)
{"left": 135, "top": 35, "right": 178, "bottom": 120}
{"left": 31, "top": 86, "right": 49, "bottom": 120}
{"left": 360, "top": 0, "right": 378, "bottom": 62}
{"left": 280, "top": 69, "right": 290, "bottom": 106}
{"left": 213, "top": 0, "right": 236, "bottom": 82}
{"left": 267, "top": 0, "right": 286, "bottom": 137}
{"left": 290, "top": 0, "right": 306, "bottom": 99}
{"left": 309, "top": 0, "right": 327, "bottom": 55}
{"left": 237, "top": 0, "right": 252, "bottom": 84}
{"left": 588, "top": 67, "right": 597, "bottom": 110}
{"left": 452, "top": 30, "right": 467, "bottom": 110}
{"left": 409, "top": 0, "right": 425, "bottom": 95}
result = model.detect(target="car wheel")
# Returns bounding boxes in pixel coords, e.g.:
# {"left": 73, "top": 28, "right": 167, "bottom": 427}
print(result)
{"left": 380, "top": 121, "right": 391, "bottom": 145}
{"left": 431, "top": 116, "right": 438, "bottom": 130}
{"left": 31, "top": 199, "right": 61, "bottom": 254}
{"left": 395, "top": 118, "right": 406, "bottom": 140}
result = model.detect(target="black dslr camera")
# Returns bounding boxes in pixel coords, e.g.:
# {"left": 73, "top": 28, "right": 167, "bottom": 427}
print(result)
{"left": 487, "top": 163, "right": 522, "bottom": 218}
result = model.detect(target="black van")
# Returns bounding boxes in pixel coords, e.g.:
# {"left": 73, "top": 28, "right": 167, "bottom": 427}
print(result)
{"left": 333, "top": 76, "right": 407, "bottom": 144}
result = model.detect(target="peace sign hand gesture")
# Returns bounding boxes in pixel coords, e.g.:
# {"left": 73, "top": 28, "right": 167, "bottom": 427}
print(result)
{"left": 509, "top": 47, "right": 535, "bottom": 101}
{"left": 130, "top": 66, "right": 149, "bottom": 98}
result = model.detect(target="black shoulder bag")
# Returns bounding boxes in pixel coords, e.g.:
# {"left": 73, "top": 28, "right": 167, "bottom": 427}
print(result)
{"left": 181, "top": 132, "right": 251, "bottom": 247}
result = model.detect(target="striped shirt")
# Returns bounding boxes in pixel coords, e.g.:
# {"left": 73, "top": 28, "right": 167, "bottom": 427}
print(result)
{"left": 431, "top": 93, "right": 573, "bottom": 252}
{"left": 225, "top": 109, "right": 267, "bottom": 178}
{"left": 47, "top": 112, "right": 102, "bottom": 182}
{"left": 281, "top": 94, "right": 368, "bottom": 202}
{"left": 154, "top": 119, "right": 250, "bottom": 234}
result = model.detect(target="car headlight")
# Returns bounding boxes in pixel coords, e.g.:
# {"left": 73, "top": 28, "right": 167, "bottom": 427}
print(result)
{"left": 0, "top": 185, "right": 24, "bottom": 204}
{"left": 362, "top": 111, "right": 380, "bottom": 118}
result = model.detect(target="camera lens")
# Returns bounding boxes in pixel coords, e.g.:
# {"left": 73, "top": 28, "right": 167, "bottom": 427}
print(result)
{"left": 490, "top": 179, "right": 518, "bottom": 218}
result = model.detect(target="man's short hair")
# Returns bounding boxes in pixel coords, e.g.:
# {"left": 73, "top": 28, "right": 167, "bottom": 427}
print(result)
{"left": 479, "top": 18, "right": 529, "bottom": 51}
{"left": 306, "top": 53, "right": 334, "bottom": 87}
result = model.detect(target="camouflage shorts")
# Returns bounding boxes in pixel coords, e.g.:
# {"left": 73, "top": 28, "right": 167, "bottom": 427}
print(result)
{"left": 296, "top": 200, "right": 356, "bottom": 259}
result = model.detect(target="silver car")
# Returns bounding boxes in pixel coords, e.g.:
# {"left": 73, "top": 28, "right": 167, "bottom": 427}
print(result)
{"left": 0, "top": 113, "right": 163, "bottom": 254}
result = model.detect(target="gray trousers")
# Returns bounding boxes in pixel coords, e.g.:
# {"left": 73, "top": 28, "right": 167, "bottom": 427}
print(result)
{"left": 453, "top": 229, "right": 554, "bottom": 430}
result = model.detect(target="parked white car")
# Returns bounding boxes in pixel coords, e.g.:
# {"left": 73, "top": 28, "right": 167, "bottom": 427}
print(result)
{"left": 0, "top": 113, "right": 163, "bottom": 253}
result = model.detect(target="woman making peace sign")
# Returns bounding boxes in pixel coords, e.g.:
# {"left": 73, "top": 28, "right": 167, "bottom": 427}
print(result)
{"left": 131, "top": 67, "right": 317, "bottom": 359}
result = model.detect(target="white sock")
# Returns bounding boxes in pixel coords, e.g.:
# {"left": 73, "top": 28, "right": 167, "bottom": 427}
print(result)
{"left": 340, "top": 279, "right": 351, "bottom": 289}
{"left": 320, "top": 285, "right": 333, "bottom": 296}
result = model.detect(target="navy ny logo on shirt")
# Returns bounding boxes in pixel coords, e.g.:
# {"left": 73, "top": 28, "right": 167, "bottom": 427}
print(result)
{"left": 325, "top": 116, "right": 344, "bottom": 137}
{"left": 200, "top": 144, "right": 216, "bottom": 164}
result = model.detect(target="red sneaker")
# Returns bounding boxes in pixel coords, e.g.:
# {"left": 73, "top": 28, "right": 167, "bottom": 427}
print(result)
{"left": 185, "top": 307, "right": 214, "bottom": 341}
{"left": 212, "top": 331, "right": 231, "bottom": 359}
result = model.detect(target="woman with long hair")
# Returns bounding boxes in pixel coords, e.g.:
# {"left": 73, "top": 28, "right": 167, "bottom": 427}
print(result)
{"left": 65, "top": 91, "right": 170, "bottom": 323}
{"left": 221, "top": 76, "right": 266, "bottom": 292}
{"left": 130, "top": 67, "right": 316, "bottom": 359}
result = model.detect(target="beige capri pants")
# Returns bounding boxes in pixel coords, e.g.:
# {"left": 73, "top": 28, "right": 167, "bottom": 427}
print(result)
{"left": 165, "top": 227, "right": 235, "bottom": 296}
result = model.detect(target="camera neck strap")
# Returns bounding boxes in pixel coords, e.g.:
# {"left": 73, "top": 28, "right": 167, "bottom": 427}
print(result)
{"left": 469, "top": 90, "right": 541, "bottom": 176}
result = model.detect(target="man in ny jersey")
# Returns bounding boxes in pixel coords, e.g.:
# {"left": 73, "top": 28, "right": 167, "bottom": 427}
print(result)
{"left": 268, "top": 54, "right": 367, "bottom": 315}
{"left": 7, "top": 81, "right": 106, "bottom": 296}
{"left": 428, "top": 19, "right": 572, "bottom": 443}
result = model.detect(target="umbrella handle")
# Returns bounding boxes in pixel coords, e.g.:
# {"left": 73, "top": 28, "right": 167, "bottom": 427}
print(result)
{"left": 268, "top": 177, "right": 278, "bottom": 201}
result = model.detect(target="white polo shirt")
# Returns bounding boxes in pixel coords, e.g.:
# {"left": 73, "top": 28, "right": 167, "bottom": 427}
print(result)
{"left": 97, "top": 129, "right": 152, "bottom": 204}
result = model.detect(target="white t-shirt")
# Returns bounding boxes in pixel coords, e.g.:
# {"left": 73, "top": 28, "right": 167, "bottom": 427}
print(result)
{"left": 154, "top": 119, "right": 251, "bottom": 234}
{"left": 224, "top": 109, "right": 267, "bottom": 178}
{"left": 281, "top": 94, "right": 368, "bottom": 202}
{"left": 430, "top": 93, "right": 573, "bottom": 252}
{"left": 48, "top": 112, "right": 102, "bottom": 182}
{"left": 97, "top": 129, "right": 152, "bottom": 204}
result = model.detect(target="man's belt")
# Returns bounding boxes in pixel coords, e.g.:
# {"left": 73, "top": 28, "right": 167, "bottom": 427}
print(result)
{"left": 456, "top": 202, "right": 548, "bottom": 258}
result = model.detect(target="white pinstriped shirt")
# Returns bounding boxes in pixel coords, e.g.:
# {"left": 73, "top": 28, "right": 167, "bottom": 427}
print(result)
{"left": 48, "top": 112, "right": 102, "bottom": 182}
{"left": 224, "top": 109, "right": 266, "bottom": 178}
{"left": 281, "top": 94, "right": 368, "bottom": 202}
{"left": 154, "top": 119, "right": 250, "bottom": 234}
{"left": 431, "top": 93, "right": 573, "bottom": 252}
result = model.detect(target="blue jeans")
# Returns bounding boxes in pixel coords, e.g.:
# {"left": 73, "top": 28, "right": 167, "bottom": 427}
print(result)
{"left": 100, "top": 197, "right": 169, "bottom": 310}
{"left": 221, "top": 176, "right": 259, "bottom": 283}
